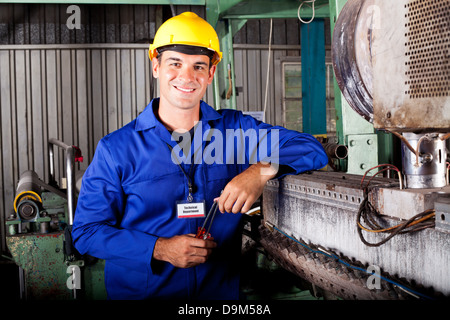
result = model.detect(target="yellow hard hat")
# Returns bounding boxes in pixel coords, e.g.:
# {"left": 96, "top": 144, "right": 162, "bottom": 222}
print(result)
{"left": 149, "top": 12, "right": 222, "bottom": 65}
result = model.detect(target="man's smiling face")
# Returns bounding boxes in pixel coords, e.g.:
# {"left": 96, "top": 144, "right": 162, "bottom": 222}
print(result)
{"left": 152, "top": 50, "right": 216, "bottom": 113}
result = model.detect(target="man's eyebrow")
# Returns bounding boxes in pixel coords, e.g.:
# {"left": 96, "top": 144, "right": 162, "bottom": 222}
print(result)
{"left": 165, "top": 56, "right": 208, "bottom": 66}
{"left": 165, "top": 57, "right": 182, "bottom": 63}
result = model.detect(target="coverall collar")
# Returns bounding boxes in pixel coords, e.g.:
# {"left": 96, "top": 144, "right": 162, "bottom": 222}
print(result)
{"left": 134, "top": 98, "right": 223, "bottom": 132}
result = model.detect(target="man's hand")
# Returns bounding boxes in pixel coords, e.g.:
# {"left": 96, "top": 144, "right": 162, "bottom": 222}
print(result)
{"left": 218, "top": 162, "right": 278, "bottom": 214}
{"left": 153, "top": 234, "right": 217, "bottom": 268}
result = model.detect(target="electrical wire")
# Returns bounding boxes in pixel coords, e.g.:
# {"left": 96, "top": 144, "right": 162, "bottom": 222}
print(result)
{"left": 262, "top": 18, "right": 273, "bottom": 118}
{"left": 297, "top": 0, "right": 316, "bottom": 24}
{"left": 357, "top": 209, "right": 435, "bottom": 234}
{"left": 268, "top": 224, "right": 434, "bottom": 300}
{"left": 388, "top": 130, "right": 421, "bottom": 167}
{"left": 360, "top": 164, "right": 403, "bottom": 190}
{"left": 440, "top": 132, "right": 450, "bottom": 141}
{"left": 357, "top": 164, "right": 435, "bottom": 247}
{"left": 446, "top": 162, "right": 450, "bottom": 185}
{"left": 414, "top": 134, "right": 432, "bottom": 167}
{"left": 388, "top": 131, "right": 449, "bottom": 168}
{"left": 388, "top": 130, "right": 415, "bottom": 153}
{"left": 358, "top": 193, "right": 435, "bottom": 238}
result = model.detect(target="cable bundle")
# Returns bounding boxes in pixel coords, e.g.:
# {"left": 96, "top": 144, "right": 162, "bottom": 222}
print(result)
{"left": 357, "top": 164, "right": 435, "bottom": 247}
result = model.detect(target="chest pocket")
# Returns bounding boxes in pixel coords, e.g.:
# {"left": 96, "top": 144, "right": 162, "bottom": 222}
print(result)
{"left": 205, "top": 164, "right": 240, "bottom": 182}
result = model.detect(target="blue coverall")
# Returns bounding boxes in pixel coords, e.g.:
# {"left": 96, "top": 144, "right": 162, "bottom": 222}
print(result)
{"left": 71, "top": 98, "right": 328, "bottom": 299}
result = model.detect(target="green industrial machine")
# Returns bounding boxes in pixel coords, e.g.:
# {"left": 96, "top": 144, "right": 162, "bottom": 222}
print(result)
{"left": 0, "top": 0, "right": 397, "bottom": 300}
{"left": 5, "top": 139, "right": 106, "bottom": 300}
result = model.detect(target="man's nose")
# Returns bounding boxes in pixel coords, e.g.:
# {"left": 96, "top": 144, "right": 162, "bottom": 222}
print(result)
{"left": 178, "top": 66, "right": 195, "bottom": 82}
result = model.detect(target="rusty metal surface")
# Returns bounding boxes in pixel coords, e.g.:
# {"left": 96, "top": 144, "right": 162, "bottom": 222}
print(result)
{"left": 332, "top": 0, "right": 450, "bottom": 132}
{"left": 262, "top": 171, "right": 450, "bottom": 297}
{"left": 372, "top": 0, "right": 450, "bottom": 132}
{"left": 6, "top": 232, "right": 71, "bottom": 299}
{"left": 6, "top": 232, "right": 107, "bottom": 300}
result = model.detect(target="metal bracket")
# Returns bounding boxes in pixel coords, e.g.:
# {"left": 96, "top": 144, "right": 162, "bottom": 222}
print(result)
{"left": 346, "top": 133, "right": 378, "bottom": 175}
{"left": 435, "top": 197, "right": 450, "bottom": 234}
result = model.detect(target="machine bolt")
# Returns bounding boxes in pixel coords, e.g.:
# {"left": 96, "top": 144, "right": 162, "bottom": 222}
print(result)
{"left": 367, "top": 139, "right": 373, "bottom": 145}
{"left": 360, "top": 163, "right": 366, "bottom": 170}
{"left": 421, "top": 153, "right": 433, "bottom": 163}
{"left": 349, "top": 140, "right": 356, "bottom": 146}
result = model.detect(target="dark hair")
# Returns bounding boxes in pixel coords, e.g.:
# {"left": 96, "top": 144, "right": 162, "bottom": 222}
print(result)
{"left": 156, "top": 44, "right": 214, "bottom": 68}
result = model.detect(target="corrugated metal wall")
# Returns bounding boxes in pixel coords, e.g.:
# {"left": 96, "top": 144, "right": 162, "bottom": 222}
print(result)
{"left": 0, "top": 3, "right": 204, "bottom": 44}
{"left": 0, "top": 3, "right": 205, "bottom": 251}
{"left": 0, "top": 3, "right": 331, "bottom": 253}
{"left": 0, "top": 44, "right": 147, "bottom": 246}
{"left": 233, "top": 45, "right": 334, "bottom": 131}
{"left": 234, "top": 44, "right": 300, "bottom": 126}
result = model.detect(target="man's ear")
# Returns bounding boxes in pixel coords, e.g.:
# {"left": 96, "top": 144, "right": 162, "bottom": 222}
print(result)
{"left": 208, "top": 64, "right": 216, "bottom": 84}
{"left": 152, "top": 57, "right": 160, "bottom": 78}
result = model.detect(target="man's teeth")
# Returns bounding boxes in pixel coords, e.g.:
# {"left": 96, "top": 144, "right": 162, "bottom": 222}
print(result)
{"left": 176, "top": 87, "right": 194, "bottom": 92}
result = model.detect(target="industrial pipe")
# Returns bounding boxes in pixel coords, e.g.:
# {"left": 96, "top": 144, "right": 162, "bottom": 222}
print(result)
{"left": 14, "top": 170, "right": 42, "bottom": 221}
{"left": 48, "top": 138, "right": 81, "bottom": 226}
{"left": 322, "top": 143, "right": 349, "bottom": 160}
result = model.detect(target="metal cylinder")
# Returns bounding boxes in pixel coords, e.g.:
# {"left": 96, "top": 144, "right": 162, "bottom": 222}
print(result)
{"left": 401, "top": 132, "right": 447, "bottom": 189}
{"left": 322, "top": 143, "right": 349, "bottom": 160}
{"left": 16, "top": 170, "right": 41, "bottom": 196}
{"left": 48, "top": 138, "right": 77, "bottom": 225}
{"left": 331, "top": 0, "right": 375, "bottom": 123}
{"left": 40, "top": 221, "right": 50, "bottom": 233}
{"left": 8, "top": 223, "right": 17, "bottom": 236}
{"left": 17, "top": 200, "right": 40, "bottom": 221}
{"left": 14, "top": 170, "right": 42, "bottom": 220}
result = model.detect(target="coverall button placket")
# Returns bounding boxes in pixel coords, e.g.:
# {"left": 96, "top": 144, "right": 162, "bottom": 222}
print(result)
{"left": 71, "top": 98, "right": 329, "bottom": 299}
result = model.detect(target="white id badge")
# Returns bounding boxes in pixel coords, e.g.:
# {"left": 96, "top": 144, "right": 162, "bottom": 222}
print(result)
{"left": 176, "top": 200, "right": 206, "bottom": 218}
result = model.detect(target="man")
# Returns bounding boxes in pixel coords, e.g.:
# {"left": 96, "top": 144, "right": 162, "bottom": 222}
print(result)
{"left": 72, "top": 12, "right": 328, "bottom": 300}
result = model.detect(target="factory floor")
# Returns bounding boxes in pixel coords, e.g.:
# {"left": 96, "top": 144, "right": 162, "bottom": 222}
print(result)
{"left": 0, "top": 243, "right": 326, "bottom": 301}
{"left": 0, "top": 255, "right": 323, "bottom": 301}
